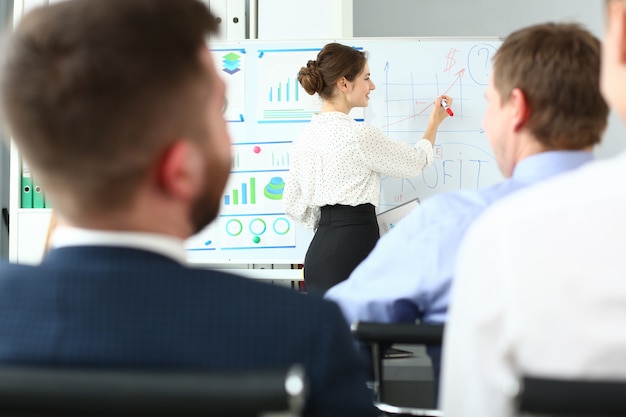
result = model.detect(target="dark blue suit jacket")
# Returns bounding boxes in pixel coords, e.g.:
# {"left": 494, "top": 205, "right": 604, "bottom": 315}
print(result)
{"left": 0, "top": 246, "right": 377, "bottom": 417}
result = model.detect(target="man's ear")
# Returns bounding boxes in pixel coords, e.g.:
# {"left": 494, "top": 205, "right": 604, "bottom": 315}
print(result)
{"left": 509, "top": 88, "right": 530, "bottom": 132}
{"left": 156, "top": 140, "right": 203, "bottom": 200}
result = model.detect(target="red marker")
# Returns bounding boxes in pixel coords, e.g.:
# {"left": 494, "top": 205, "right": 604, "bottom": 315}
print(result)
{"left": 441, "top": 98, "right": 454, "bottom": 117}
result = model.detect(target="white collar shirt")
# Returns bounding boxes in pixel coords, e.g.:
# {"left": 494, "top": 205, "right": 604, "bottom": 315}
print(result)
{"left": 50, "top": 226, "right": 187, "bottom": 265}
{"left": 441, "top": 150, "right": 626, "bottom": 417}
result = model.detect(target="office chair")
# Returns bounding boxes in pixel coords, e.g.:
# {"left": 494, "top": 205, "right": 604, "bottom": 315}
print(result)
{"left": 351, "top": 321, "right": 444, "bottom": 417}
{"left": 0, "top": 364, "right": 307, "bottom": 417}
{"left": 517, "top": 375, "right": 626, "bottom": 416}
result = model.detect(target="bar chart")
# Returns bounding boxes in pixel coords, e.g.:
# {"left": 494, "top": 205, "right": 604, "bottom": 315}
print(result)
{"left": 224, "top": 178, "right": 257, "bottom": 205}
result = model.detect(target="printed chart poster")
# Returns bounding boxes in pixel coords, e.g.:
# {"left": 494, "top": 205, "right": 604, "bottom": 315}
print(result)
{"left": 186, "top": 141, "right": 295, "bottom": 253}
{"left": 256, "top": 48, "right": 364, "bottom": 123}
{"left": 211, "top": 48, "right": 246, "bottom": 123}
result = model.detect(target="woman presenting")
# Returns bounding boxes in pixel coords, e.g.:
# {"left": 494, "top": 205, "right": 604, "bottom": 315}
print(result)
{"left": 283, "top": 42, "right": 452, "bottom": 296}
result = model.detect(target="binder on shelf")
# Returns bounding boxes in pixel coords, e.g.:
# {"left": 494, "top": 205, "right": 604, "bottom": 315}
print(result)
{"left": 226, "top": 0, "right": 246, "bottom": 39}
{"left": 208, "top": 0, "right": 245, "bottom": 40}
{"left": 208, "top": 0, "right": 227, "bottom": 40}
{"left": 20, "top": 162, "right": 33, "bottom": 209}
{"left": 32, "top": 177, "right": 45, "bottom": 208}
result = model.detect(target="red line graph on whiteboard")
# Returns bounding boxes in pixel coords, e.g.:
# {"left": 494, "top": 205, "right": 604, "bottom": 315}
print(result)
{"left": 381, "top": 66, "right": 466, "bottom": 130}
{"left": 378, "top": 43, "right": 496, "bottom": 135}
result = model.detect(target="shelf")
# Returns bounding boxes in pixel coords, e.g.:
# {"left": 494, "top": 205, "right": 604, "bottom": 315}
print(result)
{"left": 189, "top": 261, "right": 304, "bottom": 281}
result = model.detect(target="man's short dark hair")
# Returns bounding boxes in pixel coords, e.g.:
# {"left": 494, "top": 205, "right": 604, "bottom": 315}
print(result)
{"left": 1, "top": 0, "right": 218, "bottom": 214}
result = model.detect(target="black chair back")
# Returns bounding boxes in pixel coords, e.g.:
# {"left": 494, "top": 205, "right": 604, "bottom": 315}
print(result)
{"left": 518, "top": 376, "right": 626, "bottom": 417}
{"left": 0, "top": 364, "right": 307, "bottom": 417}
{"left": 351, "top": 321, "right": 444, "bottom": 416}
{"left": 352, "top": 322, "right": 444, "bottom": 345}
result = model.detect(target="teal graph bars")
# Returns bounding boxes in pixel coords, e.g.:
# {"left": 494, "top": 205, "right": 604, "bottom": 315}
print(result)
{"left": 268, "top": 76, "right": 299, "bottom": 102}
{"left": 224, "top": 177, "right": 257, "bottom": 206}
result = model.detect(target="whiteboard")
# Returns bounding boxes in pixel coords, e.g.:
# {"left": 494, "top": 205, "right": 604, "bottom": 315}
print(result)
{"left": 185, "top": 37, "right": 502, "bottom": 264}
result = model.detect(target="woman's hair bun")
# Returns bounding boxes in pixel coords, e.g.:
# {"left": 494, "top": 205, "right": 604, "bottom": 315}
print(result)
{"left": 298, "top": 59, "right": 324, "bottom": 95}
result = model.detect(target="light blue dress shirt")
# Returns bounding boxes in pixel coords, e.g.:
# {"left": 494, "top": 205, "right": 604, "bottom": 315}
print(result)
{"left": 324, "top": 150, "right": 593, "bottom": 325}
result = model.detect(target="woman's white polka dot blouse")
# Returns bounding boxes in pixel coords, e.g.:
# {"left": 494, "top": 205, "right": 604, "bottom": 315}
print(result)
{"left": 283, "top": 111, "right": 433, "bottom": 230}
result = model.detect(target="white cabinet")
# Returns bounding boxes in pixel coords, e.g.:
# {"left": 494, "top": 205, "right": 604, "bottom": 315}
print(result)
{"left": 13, "top": 210, "right": 52, "bottom": 264}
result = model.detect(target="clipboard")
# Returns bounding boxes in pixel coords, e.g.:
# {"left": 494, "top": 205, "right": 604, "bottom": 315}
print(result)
{"left": 384, "top": 347, "right": 415, "bottom": 359}
{"left": 376, "top": 198, "right": 420, "bottom": 236}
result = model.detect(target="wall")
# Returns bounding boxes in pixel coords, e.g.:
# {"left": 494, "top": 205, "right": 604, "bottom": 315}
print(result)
{"left": 257, "top": 0, "right": 352, "bottom": 39}
{"left": 353, "top": 0, "right": 626, "bottom": 160}
{"left": 0, "top": 1, "right": 13, "bottom": 259}
{"left": 354, "top": 0, "right": 603, "bottom": 38}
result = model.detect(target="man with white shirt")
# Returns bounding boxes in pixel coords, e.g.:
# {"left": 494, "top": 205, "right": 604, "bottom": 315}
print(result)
{"left": 324, "top": 22, "right": 609, "bottom": 402}
{"left": 0, "top": 1, "right": 378, "bottom": 416}
{"left": 441, "top": 3, "right": 626, "bottom": 416}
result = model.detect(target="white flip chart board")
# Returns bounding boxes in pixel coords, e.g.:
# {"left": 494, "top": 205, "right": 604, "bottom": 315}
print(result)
{"left": 185, "top": 37, "right": 502, "bottom": 264}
